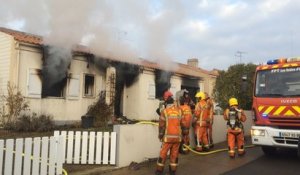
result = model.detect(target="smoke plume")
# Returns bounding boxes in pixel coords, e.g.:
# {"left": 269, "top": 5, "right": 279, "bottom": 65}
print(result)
{"left": 0, "top": 0, "right": 186, "bottom": 70}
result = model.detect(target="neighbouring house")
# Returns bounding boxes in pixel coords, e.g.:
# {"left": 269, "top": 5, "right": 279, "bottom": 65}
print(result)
{"left": 0, "top": 27, "right": 218, "bottom": 123}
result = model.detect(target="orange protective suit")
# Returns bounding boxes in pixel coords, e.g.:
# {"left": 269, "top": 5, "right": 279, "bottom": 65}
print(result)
{"left": 180, "top": 104, "right": 192, "bottom": 153}
{"left": 193, "top": 100, "right": 210, "bottom": 151}
{"left": 156, "top": 104, "right": 184, "bottom": 175}
{"left": 205, "top": 97, "right": 214, "bottom": 147}
{"left": 224, "top": 106, "right": 247, "bottom": 158}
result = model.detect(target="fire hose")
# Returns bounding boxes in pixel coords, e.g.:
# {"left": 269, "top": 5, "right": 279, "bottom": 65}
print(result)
{"left": 136, "top": 121, "right": 255, "bottom": 155}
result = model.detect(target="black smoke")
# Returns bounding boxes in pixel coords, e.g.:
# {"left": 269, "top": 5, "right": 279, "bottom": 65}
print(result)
{"left": 155, "top": 69, "right": 173, "bottom": 99}
{"left": 93, "top": 56, "right": 111, "bottom": 71}
{"left": 42, "top": 46, "right": 70, "bottom": 97}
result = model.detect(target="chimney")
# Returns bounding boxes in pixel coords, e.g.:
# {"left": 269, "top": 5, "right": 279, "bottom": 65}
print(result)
{"left": 187, "top": 58, "right": 199, "bottom": 68}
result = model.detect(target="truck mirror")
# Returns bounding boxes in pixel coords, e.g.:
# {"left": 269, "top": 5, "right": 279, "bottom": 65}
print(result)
{"left": 241, "top": 75, "right": 248, "bottom": 92}
{"left": 242, "top": 75, "right": 247, "bottom": 81}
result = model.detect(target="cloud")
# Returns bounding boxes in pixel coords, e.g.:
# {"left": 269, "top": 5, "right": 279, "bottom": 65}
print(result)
{"left": 1, "top": 0, "right": 300, "bottom": 71}
{"left": 184, "top": 20, "right": 210, "bottom": 39}
{"left": 218, "top": 2, "right": 248, "bottom": 18}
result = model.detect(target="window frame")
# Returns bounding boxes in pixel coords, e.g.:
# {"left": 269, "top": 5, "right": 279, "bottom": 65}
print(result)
{"left": 83, "top": 73, "right": 96, "bottom": 98}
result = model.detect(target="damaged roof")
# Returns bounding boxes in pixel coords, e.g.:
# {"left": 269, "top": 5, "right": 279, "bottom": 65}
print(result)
{"left": 0, "top": 27, "right": 218, "bottom": 78}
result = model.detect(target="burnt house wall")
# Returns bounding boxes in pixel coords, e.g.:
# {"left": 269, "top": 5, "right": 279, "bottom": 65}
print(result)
{"left": 113, "top": 62, "right": 140, "bottom": 117}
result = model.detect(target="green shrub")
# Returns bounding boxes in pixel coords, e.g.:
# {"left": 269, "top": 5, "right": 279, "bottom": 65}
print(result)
{"left": 0, "top": 82, "right": 29, "bottom": 128}
{"left": 32, "top": 114, "right": 54, "bottom": 132}
{"left": 14, "top": 113, "right": 54, "bottom": 132}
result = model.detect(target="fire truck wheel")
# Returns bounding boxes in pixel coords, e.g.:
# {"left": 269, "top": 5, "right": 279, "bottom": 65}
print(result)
{"left": 261, "top": 146, "right": 277, "bottom": 156}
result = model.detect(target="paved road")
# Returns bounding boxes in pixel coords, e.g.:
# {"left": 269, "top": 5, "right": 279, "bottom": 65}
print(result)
{"left": 222, "top": 148, "right": 300, "bottom": 175}
{"left": 69, "top": 141, "right": 300, "bottom": 175}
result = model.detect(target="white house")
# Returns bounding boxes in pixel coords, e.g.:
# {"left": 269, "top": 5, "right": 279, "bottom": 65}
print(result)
{"left": 0, "top": 27, "right": 218, "bottom": 123}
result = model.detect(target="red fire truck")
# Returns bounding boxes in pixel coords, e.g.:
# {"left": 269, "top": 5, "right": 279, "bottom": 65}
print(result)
{"left": 251, "top": 58, "right": 300, "bottom": 155}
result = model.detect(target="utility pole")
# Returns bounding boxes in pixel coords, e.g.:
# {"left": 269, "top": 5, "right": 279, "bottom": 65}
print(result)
{"left": 235, "top": 51, "right": 246, "bottom": 63}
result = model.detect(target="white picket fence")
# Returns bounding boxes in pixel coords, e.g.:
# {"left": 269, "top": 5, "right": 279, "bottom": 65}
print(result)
{"left": 0, "top": 136, "right": 64, "bottom": 175}
{"left": 54, "top": 130, "right": 117, "bottom": 165}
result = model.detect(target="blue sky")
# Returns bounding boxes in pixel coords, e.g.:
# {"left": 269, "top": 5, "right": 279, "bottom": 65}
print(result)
{"left": 1, "top": 0, "right": 300, "bottom": 70}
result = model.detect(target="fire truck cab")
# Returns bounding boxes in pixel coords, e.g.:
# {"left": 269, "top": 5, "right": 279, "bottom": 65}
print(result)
{"left": 251, "top": 58, "right": 300, "bottom": 155}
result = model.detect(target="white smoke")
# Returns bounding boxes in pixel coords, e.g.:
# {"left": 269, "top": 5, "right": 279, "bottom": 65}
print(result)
{"left": 0, "top": 0, "right": 186, "bottom": 71}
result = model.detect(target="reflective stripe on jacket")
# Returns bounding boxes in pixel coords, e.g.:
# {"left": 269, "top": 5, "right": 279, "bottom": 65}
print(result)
{"left": 160, "top": 105, "right": 183, "bottom": 143}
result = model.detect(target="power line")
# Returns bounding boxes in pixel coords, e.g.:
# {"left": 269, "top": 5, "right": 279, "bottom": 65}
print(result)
{"left": 235, "top": 51, "right": 247, "bottom": 63}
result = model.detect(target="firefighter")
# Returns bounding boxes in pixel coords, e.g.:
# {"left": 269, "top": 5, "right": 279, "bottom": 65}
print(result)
{"left": 193, "top": 91, "right": 210, "bottom": 152}
{"left": 182, "top": 89, "right": 195, "bottom": 108}
{"left": 205, "top": 92, "right": 214, "bottom": 148}
{"left": 156, "top": 90, "right": 173, "bottom": 116}
{"left": 179, "top": 96, "right": 193, "bottom": 154}
{"left": 223, "top": 98, "right": 247, "bottom": 158}
{"left": 155, "top": 96, "right": 184, "bottom": 175}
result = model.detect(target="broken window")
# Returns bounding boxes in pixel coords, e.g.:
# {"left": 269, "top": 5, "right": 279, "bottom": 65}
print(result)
{"left": 68, "top": 74, "right": 80, "bottom": 98}
{"left": 27, "top": 69, "right": 42, "bottom": 98}
{"left": 84, "top": 74, "right": 95, "bottom": 97}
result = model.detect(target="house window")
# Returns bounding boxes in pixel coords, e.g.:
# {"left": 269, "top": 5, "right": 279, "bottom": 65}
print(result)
{"left": 84, "top": 74, "right": 95, "bottom": 97}
{"left": 154, "top": 70, "right": 172, "bottom": 99}
{"left": 42, "top": 76, "right": 67, "bottom": 98}
{"left": 68, "top": 74, "right": 80, "bottom": 98}
{"left": 28, "top": 69, "right": 42, "bottom": 98}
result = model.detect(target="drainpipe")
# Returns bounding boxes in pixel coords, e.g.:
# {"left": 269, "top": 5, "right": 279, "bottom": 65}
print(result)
{"left": 15, "top": 42, "right": 20, "bottom": 88}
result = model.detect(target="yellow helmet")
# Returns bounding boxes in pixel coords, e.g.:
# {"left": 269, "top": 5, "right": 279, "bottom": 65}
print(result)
{"left": 229, "top": 98, "right": 238, "bottom": 106}
{"left": 195, "top": 92, "right": 206, "bottom": 99}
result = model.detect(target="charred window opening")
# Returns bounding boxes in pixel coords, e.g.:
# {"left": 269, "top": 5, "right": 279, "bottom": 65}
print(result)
{"left": 114, "top": 62, "right": 140, "bottom": 117}
{"left": 114, "top": 62, "right": 140, "bottom": 87}
{"left": 155, "top": 69, "right": 173, "bottom": 99}
{"left": 42, "top": 77, "right": 67, "bottom": 98}
{"left": 181, "top": 76, "right": 201, "bottom": 103}
{"left": 84, "top": 74, "right": 95, "bottom": 97}
{"left": 42, "top": 45, "right": 70, "bottom": 98}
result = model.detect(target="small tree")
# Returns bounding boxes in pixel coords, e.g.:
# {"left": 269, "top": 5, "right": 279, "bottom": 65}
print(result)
{"left": 0, "top": 82, "right": 29, "bottom": 128}
{"left": 87, "top": 91, "right": 113, "bottom": 129}
{"left": 213, "top": 63, "right": 257, "bottom": 110}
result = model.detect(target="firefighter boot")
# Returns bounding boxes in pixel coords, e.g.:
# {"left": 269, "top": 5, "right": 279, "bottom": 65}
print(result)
{"left": 238, "top": 145, "right": 245, "bottom": 156}
{"left": 155, "top": 157, "right": 164, "bottom": 175}
{"left": 155, "top": 170, "right": 163, "bottom": 175}
{"left": 203, "top": 144, "right": 210, "bottom": 152}
{"left": 229, "top": 148, "right": 235, "bottom": 158}
{"left": 169, "top": 165, "right": 176, "bottom": 175}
